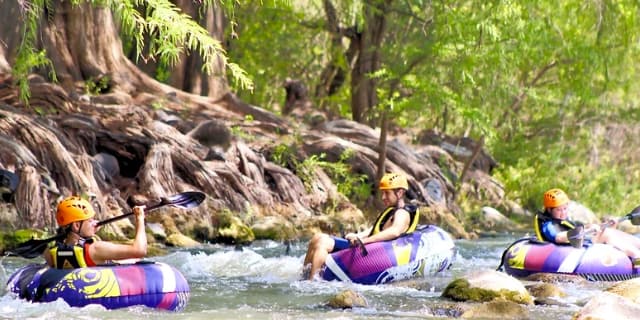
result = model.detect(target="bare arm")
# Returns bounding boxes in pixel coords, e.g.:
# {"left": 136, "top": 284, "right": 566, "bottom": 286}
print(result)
{"left": 556, "top": 224, "right": 601, "bottom": 244}
{"left": 555, "top": 231, "right": 569, "bottom": 244}
{"left": 345, "top": 227, "right": 373, "bottom": 241}
{"left": 89, "top": 206, "right": 147, "bottom": 264}
{"left": 43, "top": 249, "right": 53, "bottom": 267}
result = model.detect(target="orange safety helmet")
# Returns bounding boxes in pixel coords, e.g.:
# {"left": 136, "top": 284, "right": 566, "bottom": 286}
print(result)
{"left": 543, "top": 188, "right": 570, "bottom": 208}
{"left": 379, "top": 173, "right": 409, "bottom": 190}
{"left": 56, "top": 196, "right": 96, "bottom": 226}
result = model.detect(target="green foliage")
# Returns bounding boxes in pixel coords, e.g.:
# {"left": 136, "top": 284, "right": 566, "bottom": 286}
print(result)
{"left": 14, "top": 0, "right": 253, "bottom": 101}
{"left": 13, "top": 0, "right": 57, "bottom": 103}
{"left": 150, "top": 100, "right": 165, "bottom": 110}
{"left": 116, "top": 0, "right": 252, "bottom": 89}
{"left": 268, "top": 142, "right": 370, "bottom": 203}
{"left": 84, "top": 76, "right": 111, "bottom": 95}
{"left": 298, "top": 151, "right": 370, "bottom": 203}
{"left": 270, "top": 143, "right": 295, "bottom": 168}
{"left": 10, "top": 0, "right": 640, "bottom": 217}
{"left": 228, "top": 0, "right": 640, "bottom": 216}
{"left": 226, "top": 1, "right": 328, "bottom": 110}
{"left": 494, "top": 123, "right": 640, "bottom": 215}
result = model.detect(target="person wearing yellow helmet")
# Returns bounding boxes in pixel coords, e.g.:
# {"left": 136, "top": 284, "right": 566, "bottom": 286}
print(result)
{"left": 43, "top": 195, "right": 147, "bottom": 269}
{"left": 303, "top": 172, "right": 420, "bottom": 280}
{"left": 535, "top": 188, "right": 640, "bottom": 267}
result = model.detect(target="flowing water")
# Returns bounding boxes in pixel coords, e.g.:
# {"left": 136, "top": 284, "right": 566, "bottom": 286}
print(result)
{"left": 0, "top": 235, "right": 612, "bottom": 319}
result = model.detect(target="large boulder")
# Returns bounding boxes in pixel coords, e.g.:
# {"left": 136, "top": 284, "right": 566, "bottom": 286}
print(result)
{"left": 605, "top": 277, "right": 640, "bottom": 303}
{"left": 472, "top": 206, "right": 520, "bottom": 234}
{"left": 442, "top": 269, "right": 533, "bottom": 305}
{"left": 251, "top": 215, "right": 297, "bottom": 240}
{"left": 574, "top": 291, "right": 640, "bottom": 320}
{"left": 568, "top": 201, "right": 598, "bottom": 225}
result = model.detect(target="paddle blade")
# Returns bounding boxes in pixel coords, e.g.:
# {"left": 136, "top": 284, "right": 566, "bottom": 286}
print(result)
{"left": 7, "top": 234, "right": 63, "bottom": 259}
{"left": 161, "top": 191, "right": 206, "bottom": 209}
{"left": 567, "top": 226, "right": 585, "bottom": 248}
{"left": 627, "top": 206, "right": 640, "bottom": 225}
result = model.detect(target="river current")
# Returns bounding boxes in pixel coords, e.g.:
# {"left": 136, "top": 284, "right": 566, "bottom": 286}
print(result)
{"left": 0, "top": 234, "right": 612, "bottom": 319}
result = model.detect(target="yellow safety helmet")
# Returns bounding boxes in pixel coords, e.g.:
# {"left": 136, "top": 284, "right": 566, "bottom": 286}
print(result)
{"left": 543, "top": 188, "right": 570, "bottom": 209}
{"left": 379, "top": 173, "right": 409, "bottom": 190}
{"left": 56, "top": 196, "right": 96, "bottom": 226}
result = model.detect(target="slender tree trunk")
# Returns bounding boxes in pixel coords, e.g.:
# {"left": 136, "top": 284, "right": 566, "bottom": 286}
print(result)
{"left": 315, "top": 0, "right": 347, "bottom": 104}
{"left": 375, "top": 110, "right": 390, "bottom": 184}
{"left": 350, "top": 0, "right": 390, "bottom": 125}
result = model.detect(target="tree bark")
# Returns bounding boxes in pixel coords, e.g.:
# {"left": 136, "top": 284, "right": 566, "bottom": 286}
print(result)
{"left": 134, "top": 0, "right": 229, "bottom": 100}
{"left": 315, "top": 0, "right": 347, "bottom": 103}
{"left": 0, "top": 1, "right": 228, "bottom": 101}
{"left": 350, "top": 0, "right": 391, "bottom": 124}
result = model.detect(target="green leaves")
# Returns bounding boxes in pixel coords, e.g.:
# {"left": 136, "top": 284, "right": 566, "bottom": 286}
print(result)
{"left": 14, "top": 0, "right": 253, "bottom": 102}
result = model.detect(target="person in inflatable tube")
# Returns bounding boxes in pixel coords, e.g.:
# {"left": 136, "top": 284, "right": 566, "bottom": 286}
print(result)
{"left": 534, "top": 188, "right": 640, "bottom": 267}
{"left": 303, "top": 172, "right": 420, "bottom": 280}
{"left": 43, "top": 196, "right": 147, "bottom": 268}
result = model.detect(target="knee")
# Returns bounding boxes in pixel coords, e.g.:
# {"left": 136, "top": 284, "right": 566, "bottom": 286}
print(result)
{"left": 309, "top": 233, "right": 332, "bottom": 249}
{"left": 309, "top": 233, "right": 326, "bottom": 246}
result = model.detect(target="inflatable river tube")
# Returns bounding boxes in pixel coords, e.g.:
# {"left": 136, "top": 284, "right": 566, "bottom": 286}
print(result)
{"left": 320, "top": 224, "right": 456, "bottom": 284}
{"left": 501, "top": 237, "right": 640, "bottom": 281}
{"left": 6, "top": 261, "right": 189, "bottom": 311}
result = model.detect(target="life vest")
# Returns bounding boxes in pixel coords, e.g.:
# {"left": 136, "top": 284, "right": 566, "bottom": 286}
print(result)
{"left": 369, "top": 204, "right": 420, "bottom": 236}
{"left": 533, "top": 212, "right": 577, "bottom": 242}
{"left": 49, "top": 238, "right": 97, "bottom": 269}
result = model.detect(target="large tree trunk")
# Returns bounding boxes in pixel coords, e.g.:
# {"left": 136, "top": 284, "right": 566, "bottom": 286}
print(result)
{"left": 38, "top": 1, "right": 143, "bottom": 93}
{"left": 0, "top": 1, "right": 226, "bottom": 101}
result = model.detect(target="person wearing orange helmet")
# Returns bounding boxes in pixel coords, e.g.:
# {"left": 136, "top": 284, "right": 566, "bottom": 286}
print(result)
{"left": 303, "top": 172, "right": 420, "bottom": 280}
{"left": 43, "top": 195, "right": 147, "bottom": 268}
{"left": 535, "top": 188, "right": 640, "bottom": 267}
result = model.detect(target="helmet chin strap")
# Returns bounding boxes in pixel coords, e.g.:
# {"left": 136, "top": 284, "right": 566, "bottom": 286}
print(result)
{"left": 69, "top": 220, "right": 89, "bottom": 241}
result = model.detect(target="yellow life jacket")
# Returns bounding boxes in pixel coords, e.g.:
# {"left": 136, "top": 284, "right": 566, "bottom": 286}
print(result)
{"left": 533, "top": 212, "right": 576, "bottom": 242}
{"left": 369, "top": 204, "right": 420, "bottom": 236}
{"left": 49, "top": 238, "right": 96, "bottom": 269}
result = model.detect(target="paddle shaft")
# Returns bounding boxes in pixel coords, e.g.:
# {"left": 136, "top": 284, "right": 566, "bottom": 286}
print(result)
{"left": 97, "top": 202, "right": 164, "bottom": 226}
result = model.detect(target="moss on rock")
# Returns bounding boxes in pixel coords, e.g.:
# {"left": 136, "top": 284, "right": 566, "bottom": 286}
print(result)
{"left": 443, "top": 278, "right": 533, "bottom": 305}
{"left": 0, "top": 228, "right": 48, "bottom": 253}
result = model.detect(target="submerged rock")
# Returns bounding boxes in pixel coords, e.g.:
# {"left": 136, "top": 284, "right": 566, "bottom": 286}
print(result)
{"left": 326, "top": 289, "right": 367, "bottom": 309}
{"left": 461, "top": 299, "right": 529, "bottom": 319}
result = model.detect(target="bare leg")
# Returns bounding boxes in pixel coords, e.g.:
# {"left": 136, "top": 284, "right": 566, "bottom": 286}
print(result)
{"left": 593, "top": 228, "right": 640, "bottom": 258}
{"left": 303, "top": 233, "right": 336, "bottom": 280}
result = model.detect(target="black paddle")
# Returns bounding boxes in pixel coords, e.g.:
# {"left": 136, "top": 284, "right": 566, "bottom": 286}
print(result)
{"left": 7, "top": 191, "right": 206, "bottom": 259}
{"left": 354, "top": 237, "right": 368, "bottom": 257}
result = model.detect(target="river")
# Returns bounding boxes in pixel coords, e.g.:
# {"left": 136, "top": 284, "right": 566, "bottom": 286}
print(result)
{"left": 0, "top": 234, "right": 612, "bottom": 319}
